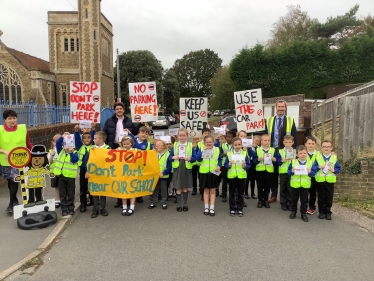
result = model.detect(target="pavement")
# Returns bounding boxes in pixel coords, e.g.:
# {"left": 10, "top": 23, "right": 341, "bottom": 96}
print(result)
{"left": 1, "top": 125, "right": 374, "bottom": 280}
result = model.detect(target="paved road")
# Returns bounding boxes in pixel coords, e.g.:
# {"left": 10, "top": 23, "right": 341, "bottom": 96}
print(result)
{"left": 28, "top": 189, "right": 374, "bottom": 281}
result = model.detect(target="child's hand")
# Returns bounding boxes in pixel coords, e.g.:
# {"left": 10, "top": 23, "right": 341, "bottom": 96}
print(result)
{"left": 307, "top": 168, "right": 311, "bottom": 173}
{"left": 272, "top": 157, "right": 276, "bottom": 162}
{"left": 184, "top": 157, "right": 190, "bottom": 161}
{"left": 159, "top": 173, "right": 164, "bottom": 178}
{"left": 292, "top": 168, "right": 295, "bottom": 173}
{"left": 15, "top": 176, "right": 20, "bottom": 181}
{"left": 172, "top": 155, "right": 179, "bottom": 160}
{"left": 258, "top": 157, "right": 264, "bottom": 161}
{"left": 222, "top": 153, "right": 227, "bottom": 157}
{"left": 229, "top": 161, "right": 233, "bottom": 167}
{"left": 214, "top": 166, "right": 220, "bottom": 172}
{"left": 242, "top": 147, "right": 248, "bottom": 151}
{"left": 74, "top": 125, "right": 79, "bottom": 132}
{"left": 242, "top": 162, "right": 246, "bottom": 168}
{"left": 85, "top": 172, "right": 89, "bottom": 179}
{"left": 124, "top": 128, "right": 131, "bottom": 134}
{"left": 319, "top": 165, "right": 325, "bottom": 169}
{"left": 281, "top": 159, "right": 286, "bottom": 163}
{"left": 329, "top": 167, "right": 334, "bottom": 173}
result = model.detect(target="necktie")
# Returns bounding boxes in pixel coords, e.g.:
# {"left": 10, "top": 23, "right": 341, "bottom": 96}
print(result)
{"left": 278, "top": 117, "right": 283, "bottom": 146}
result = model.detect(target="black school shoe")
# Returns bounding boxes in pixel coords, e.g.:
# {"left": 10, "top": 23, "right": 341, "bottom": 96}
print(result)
{"left": 222, "top": 196, "right": 227, "bottom": 202}
{"left": 80, "top": 205, "right": 86, "bottom": 213}
{"left": 148, "top": 204, "right": 156, "bottom": 209}
{"left": 257, "top": 200, "right": 264, "bottom": 208}
{"left": 91, "top": 210, "right": 99, "bottom": 218}
{"left": 301, "top": 214, "right": 309, "bottom": 222}
{"left": 318, "top": 213, "right": 326, "bottom": 219}
{"left": 183, "top": 206, "right": 189, "bottom": 212}
{"left": 281, "top": 205, "right": 288, "bottom": 211}
{"left": 136, "top": 197, "right": 143, "bottom": 203}
{"left": 162, "top": 205, "right": 167, "bottom": 210}
{"left": 6, "top": 205, "right": 13, "bottom": 214}
{"left": 244, "top": 194, "right": 250, "bottom": 199}
{"left": 100, "top": 209, "right": 108, "bottom": 216}
{"left": 176, "top": 206, "right": 182, "bottom": 212}
{"left": 62, "top": 211, "right": 69, "bottom": 217}
{"left": 243, "top": 201, "right": 247, "bottom": 207}
{"left": 289, "top": 212, "right": 296, "bottom": 219}
{"left": 191, "top": 189, "right": 197, "bottom": 195}
{"left": 263, "top": 201, "right": 270, "bottom": 208}
{"left": 251, "top": 194, "right": 257, "bottom": 199}
{"left": 69, "top": 210, "right": 74, "bottom": 216}
{"left": 325, "top": 213, "right": 332, "bottom": 220}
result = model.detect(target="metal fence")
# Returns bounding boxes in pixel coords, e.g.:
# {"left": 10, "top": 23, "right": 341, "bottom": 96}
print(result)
{"left": 0, "top": 101, "right": 114, "bottom": 127}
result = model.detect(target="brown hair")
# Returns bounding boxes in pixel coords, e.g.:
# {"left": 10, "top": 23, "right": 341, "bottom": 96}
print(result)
{"left": 237, "top": 130, "right": 247, "bottom": 137}
{"left": 114, "top": 102, "right": 125, "bottom": 110}
{"left": 283, "top": 135, "right": 294, "bottom": 141}
{"left": 232, "top": 137, "right": 242, "bottom": 144}
{"left": 296, "top": 145, "right": 307, "bottom": 154}
{"left": 305, "top": 135, "right": 316, "bottom": 143}
{"left": 139, "top": 126, "right": 150, "bottom": 134}
{"left": 322, "top": 140, "right": 332, "bottom": 145}
{"left": 170, "top": 136, "right": 176, "bottom": 144}
{"left": 276, "top": 100, "right": 287, "bottom": 107}
{"left": 203, "top": 135, "right": 214, "bottom": 143}
{"left": 94, "top": 131, "right": 107, "bottom": 141}
{"left": 261, "top": 134, "right": 270, "bottom": 139}
{"left": 120, "top": 136, "right": 134, "bottom": 147}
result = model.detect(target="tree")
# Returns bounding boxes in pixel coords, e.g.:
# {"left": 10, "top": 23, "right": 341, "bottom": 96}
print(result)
{"left": 210, "top": 66, "right": 235, "bottom": 110}
{"left": 267, "top": 5, "right": 317, "bottom": 49}
{"left": 310, "top": 4, "right": 363, "bottom": 47}
{"left": 161, "top": 69, "right": 180, "bottom": 113}
{"left": 172, "top": 49, "right": 222, "bottom": 98}
{"left": 114, "top": 50, "right": 163, "bottom": 109}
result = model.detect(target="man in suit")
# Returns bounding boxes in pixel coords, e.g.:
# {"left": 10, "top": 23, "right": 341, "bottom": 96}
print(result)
{"left": 264, "top": 100, "right": 297, "bottom": 203}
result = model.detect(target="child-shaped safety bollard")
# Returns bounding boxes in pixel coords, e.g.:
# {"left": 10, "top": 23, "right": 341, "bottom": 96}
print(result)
{"left": 15, "top": 145, "right": 54, "bottom": 207}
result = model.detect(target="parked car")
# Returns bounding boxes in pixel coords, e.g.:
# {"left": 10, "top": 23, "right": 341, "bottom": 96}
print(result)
{"left": 220, "top": 110, "right": 226, "bottom": 116}
{"left": 213, "top": 110, "right": 220, "bottom": 116}
{"left": 164, "top": 114, "right": 175, "bottom": 125}
{"left": 152, "top": 116, "right": 170, "bottom": 129}
{"left": 219, "top": 115, "right": 237, "bottom": 133}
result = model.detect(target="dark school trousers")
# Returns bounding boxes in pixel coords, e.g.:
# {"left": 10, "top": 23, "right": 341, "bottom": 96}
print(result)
{"left": 246, "top": 162, "right": 257, "bottom": 196}
{"left": 317, "top": 182, "right": 334, "bottom": 215}
{"left": 270, "top": 165, "right": 279, "bottom": 198}
{"left": 221, "top": 166, "right": 228, "bottom": 197}
{"left": 228, "top": 177, "right": 245, "bottom": 211}
{"left": 59, "top": 176, "right": 76, "bottom": 212}
{"left": 291, "top": 187, "right": 308, "bottom": 214}
{"left": 93, "top": 196, "right": 106, "bottom": 211}
{"left": 151, "top": 179, "right": 168, "bottom": 205}
{"left": 279, "top": 174, "right": 292, "bottom": 207}
{"left": 308, "top": 177, "right": 317, "bottom": 210}
{"left": 79, "top": 170, "right": 93, "bottom": 206}
{"left": 256, "top": 171, "right": 273, "bottom": 202}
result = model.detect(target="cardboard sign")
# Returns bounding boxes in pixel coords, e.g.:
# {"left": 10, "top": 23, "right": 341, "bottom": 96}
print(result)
{"left": 202, "top": 149, "right": 213, "bottom": 159}
{"left": 286, "top": 148, "right": 295, "bottom": 159}
{"left": 79, "top": 120, "right": 91, "bottom": 129}
{"left": 160, "top": 136, "right": 171, "bottom": 144}
{"left": 168, "top": 128, "right": 179, "bottom": 136}
{"left": 87, "top": 149, "right": 159, "bottom": 199}
{"left": 294, "top": 165, "right": 308, "bottom": 175}
{"left": 180, "top": 98, "right": 208, "bottom": 138}
{"left": 323, "top": 162, "right": 333, "bottom": 174}
{"left": 154, "top": 131, "right": 164, "bottom": 140}
{"left": 232, "top": 154, "right": 244, "bottom": 164}
{"left": 242, "top": 139, "right": 252, "bottom": 148}
{"left": 234, "top": 88, "right": 264, "bottom": 133}
{"left": 70, "top": 82, "right": 101, "bottom": 123}
{"left": 129, "top": 82, "right": 158, "bottom": 122}
{"left": 264, "top": 153, "right": 272, "bottom": 165}
{"left": 178, "top": 145, "right": 186, "bottom": 158}
{"left": 63, "top": 135, "right": 75, "bottom": 149}
{"left": 119, "top": 130, "right": 129, "bottom": 142}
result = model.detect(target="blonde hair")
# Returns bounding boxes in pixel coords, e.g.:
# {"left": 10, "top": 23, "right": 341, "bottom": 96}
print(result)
{"left": 120, "top": 136, "right": 134, "bottom": 148}
{"left": 154, "top": 139, "right": 166, "bottom": 148}
{"left": 95, "top": 131, "right": 107, "bottom": 141}
{"left": 178, "top": 128, "right": 188, "bottom": 135}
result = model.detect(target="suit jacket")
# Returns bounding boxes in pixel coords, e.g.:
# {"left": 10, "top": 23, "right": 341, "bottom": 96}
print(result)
{"left": 264, "top": 115, "right": 297, "bottom": 149}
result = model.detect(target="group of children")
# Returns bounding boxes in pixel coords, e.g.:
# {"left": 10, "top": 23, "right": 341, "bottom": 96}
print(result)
{"left": 48, "top": 124, "right": 341, "bottom": 222}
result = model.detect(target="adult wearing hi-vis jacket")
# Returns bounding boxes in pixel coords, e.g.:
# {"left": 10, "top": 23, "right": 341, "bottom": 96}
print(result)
{"left": 264, "top": 100, "right": 297, "bottom": 203}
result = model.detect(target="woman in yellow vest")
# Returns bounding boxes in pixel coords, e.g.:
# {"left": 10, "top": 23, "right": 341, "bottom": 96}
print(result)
{"left": 169, "top": 129, "right": 196, "bottom": 212}
{"left": 149, "top": 139, "right": 172, "bottom": 210}
{"left": 224, "top": 137, "right": 251, "bottom": 217}
{"left": 287, "top": 145, "right": 317, "bottom": 222}
{"left": 0, "top": 109, "right": 33, "bottom": 214}
{"left": 196, "top": 135, "right": 222, "bottom": 216}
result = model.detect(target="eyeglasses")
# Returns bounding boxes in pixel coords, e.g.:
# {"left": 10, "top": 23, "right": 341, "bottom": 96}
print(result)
{"left": 322, "top": 146, "right": 331, "bottom": 148}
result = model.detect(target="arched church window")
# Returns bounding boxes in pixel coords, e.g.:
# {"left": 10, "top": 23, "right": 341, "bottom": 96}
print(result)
{"left": 71, "top": 38, "right": 75, "bottom": 52}
{"left": 0, "top": 64, "right": 23, "bottom": 102}
{"left": 61, "top": 84, "right": 67, "bottom": 106}
{"left": 64, "top": 38, "right": 69, "bottom": 52}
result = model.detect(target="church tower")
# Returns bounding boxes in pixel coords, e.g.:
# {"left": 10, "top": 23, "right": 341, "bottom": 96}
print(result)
{"left": 78, "top": 0, "right": 102, "bottom": 83}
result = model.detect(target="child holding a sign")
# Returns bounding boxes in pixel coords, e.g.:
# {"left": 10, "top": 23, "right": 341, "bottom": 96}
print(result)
{"left": 314, "top": 140, "right": 341, "bottom": 220}
{"left": 149, "top": 139, "right": 172, "bottom": 210}
{"left": 196, "top": 135, "right": 222, "bottom": 216}
{"left": 287, "top": 145, "right": 317, "bottom": 222}
{"left": 220, "top": 131, "right": 235, "bottom": 203}
{"left": 279, "top": 135, "right": 296, "bottom": 211}
{"left": 255, "top": 134, "right": 281, "bottom": 209}
{"left": 224, "top": 137, "right": 251, "bottom": 217}
{"left": 167, "top": 136, "right": 176, "bottom": 198}
{"left": 85, "top": 131, "right": 111, "bottom": 218}
{"left": 246, "top": 135, "right": 261, "bottom": 200}
{"left": 305, "top": 136, "right": 320, "bottom": 215}
{"left": 54, "top": 133, "right": 79, "bottom": 216}
{"left": 49, "top": 134, "right": 61, "bottom": 208}
{"left": 169, "top": 129, "right": 196, "bottom": 212}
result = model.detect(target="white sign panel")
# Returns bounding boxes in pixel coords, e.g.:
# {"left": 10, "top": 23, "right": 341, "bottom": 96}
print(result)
{"left": 128, "top": 82, "right": 158, "bottom": 123}
{"left": 70, "top": 81, "right": 101, "bottom": 123}
{"left": 234, "top": 88, "right": 264, "bottom": 133}
{"left": 180, "top": 98, "right": 208, "bottom": 138}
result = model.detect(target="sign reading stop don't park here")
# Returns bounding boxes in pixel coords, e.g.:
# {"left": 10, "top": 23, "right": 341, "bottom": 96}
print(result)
{"left": 128, "top": 82, "right": 158, "bottom": 122}
{"left": 70, "top": 81, "right": 101, "bottom": 123}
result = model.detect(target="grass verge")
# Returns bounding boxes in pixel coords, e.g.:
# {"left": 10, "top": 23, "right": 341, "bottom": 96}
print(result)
{"left": 336, "top": 197, "right": 374, "bottom": 219}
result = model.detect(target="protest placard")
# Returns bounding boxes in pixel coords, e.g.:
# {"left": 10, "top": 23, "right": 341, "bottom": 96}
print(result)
{"left": 160, "top": 136, "right": 171, "bottom": 144}
{"left": 70, "top": 81, "right": 101, "bottom": 123}
{"left": 129, "top": 82, "right": 158, "bottom": 122}
{"left": 87, "top": 149, "right": 160, "bottom": 199}
{"left": 79, "top": 120, "right": 91, "bottom": 129}
{"left": 154, "top": 131, "right": 164, "bottom": 139}
{"left": 168, "top": 128, "right": 179, "bottom": 136}
{"left": 180, "top": 98, "right": 208, "bottom": 137}
{"left": 234, "top": 88, "right": 264, "bottom": 133}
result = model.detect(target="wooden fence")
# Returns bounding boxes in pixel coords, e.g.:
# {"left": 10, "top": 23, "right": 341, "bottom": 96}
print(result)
{"left": 311, "top": 81, "right": 374, "bottom": 161}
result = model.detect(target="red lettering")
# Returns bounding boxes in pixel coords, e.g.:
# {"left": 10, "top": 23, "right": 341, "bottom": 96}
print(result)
{"left": 104, "top": 150, "right": 145, "bottom": 164}
{"left": 77, "top": 103, "right": 95, "bottom": 111}
{"left": 236, "top": 105, "right": 255, "bottom": 114}
{"left": 130, "top": 94, "right": 156, "bottom": 104}
{"left": 71, "top": 82, "right": 99, "bottom": 94}
{"left": 134, "top": 84, "right": 146, "bottom": 93}
{"left": 71, "top": 82, "right": 80, "bottom": 93}
{"left": 245, "top": 119, "right": 265, "bottom": 130}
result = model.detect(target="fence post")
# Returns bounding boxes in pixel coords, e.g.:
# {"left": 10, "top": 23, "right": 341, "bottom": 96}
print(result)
{"left": 67, "top": 105, "right": 70, "bottom": 122}
{"left": 331, "top": 98, "right": 338, "bottom": 150}
{"left": 29, "top": 100, "right": 34, "bottom": 127}
{"left": 0, "top": 100, "right": 2, "bottom": 126}
{"left": 320, "top": 101, "right": 326, "bottom": 143}
{"left": 52, "top": 103, "right": 56, "bottom": 124}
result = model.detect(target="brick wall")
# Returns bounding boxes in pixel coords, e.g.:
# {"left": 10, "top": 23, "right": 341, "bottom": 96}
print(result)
{"left": 335, "top": 161, "right": 374, "bottom": 200}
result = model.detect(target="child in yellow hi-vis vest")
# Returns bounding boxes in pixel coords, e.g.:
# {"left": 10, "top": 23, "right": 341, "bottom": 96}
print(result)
{"left": 287, "top": 145, "right": 317, "bottom": 222}
{"left": 315, "top": 140, "right": 341, "bottom": 220}
{"left": 304, "top": 136, "right": 320, "bottom": 215}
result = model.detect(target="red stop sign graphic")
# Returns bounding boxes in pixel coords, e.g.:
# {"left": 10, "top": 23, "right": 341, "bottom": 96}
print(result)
{"left": 134, "top": 115, "right": 142, "bottom": 122}
{"left": 93, "top": 95, "right": 100, "bottom": 102}
{"left": 200, "top": 111, "right": 206, "bottom": 117}
{"left": 148, "top": 84, "right": 155, "bottom": 91}
{"left": 180, "top": 110, "right": 186, "bottom": 117}
{"left": 257, "top": 109, "right": 263, "bottom": 116}
{"left": 189, "top": 131, "right": 196, "bottom": 137}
